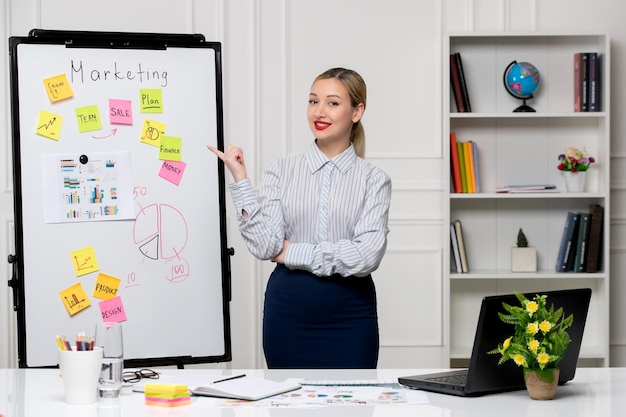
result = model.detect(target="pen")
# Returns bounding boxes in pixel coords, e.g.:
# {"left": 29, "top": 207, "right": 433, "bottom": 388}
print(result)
{"left": 212, "top": 374, "right": 246, "bottom": 384}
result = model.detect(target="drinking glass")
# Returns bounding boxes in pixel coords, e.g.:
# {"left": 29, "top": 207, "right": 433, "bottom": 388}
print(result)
{"left": 94, "top": 322, "right": 124, "bottom": 398}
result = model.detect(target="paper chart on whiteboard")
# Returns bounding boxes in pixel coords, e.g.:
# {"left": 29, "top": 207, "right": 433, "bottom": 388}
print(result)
{"left": 41, "top": 151, "right": 135, "bottom": 223}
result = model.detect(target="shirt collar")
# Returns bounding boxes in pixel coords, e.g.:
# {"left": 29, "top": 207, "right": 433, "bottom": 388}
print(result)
{"left": 306, "top": 141, "right": 357, "bottom": 174}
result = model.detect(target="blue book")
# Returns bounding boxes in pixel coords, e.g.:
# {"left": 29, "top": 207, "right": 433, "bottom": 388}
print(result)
{"left": 555, "top": 212, "right": 580, "bottom": 272}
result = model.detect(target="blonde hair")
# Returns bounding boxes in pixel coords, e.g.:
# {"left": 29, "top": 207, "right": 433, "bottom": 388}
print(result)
{"left": 314, "top": 68, "right": 367, "bottom": 158}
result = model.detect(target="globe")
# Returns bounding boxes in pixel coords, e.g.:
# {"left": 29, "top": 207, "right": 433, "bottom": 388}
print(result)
{"left": 503, "top": 61, "right": 541, "bottom": 112}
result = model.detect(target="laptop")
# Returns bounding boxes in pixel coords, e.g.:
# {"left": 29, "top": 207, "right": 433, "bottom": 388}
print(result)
{"left": 398, "top": 288, "right": 592, "bottom": 397}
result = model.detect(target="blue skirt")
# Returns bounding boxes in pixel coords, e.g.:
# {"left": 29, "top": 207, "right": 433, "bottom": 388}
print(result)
{"left": 262, "top": 264, "right": 379, "bottom": 369}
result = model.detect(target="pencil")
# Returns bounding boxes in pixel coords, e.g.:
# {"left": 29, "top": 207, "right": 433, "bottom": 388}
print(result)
{"left": 55, "top": 335, "right": 65, "bottom": 350}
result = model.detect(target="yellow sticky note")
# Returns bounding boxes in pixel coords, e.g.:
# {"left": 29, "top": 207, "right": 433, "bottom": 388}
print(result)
{"left": 43, "top": 74, "right": 74, "bottom": 102}
{"left": 36, "top": 110, "right": 63, "bottom": 140}
{"left": 140, "top": 118, "right": 166, "bottom": 147}
{"left": 75, "top": 105, "right": 102, "bottom": 133}
{"left": 71, "top": 246, "right": 99, "bottom": 277}
{"left": 59, "top": 283, "right": 91, "bottom": 316}
{"left": 139, "top": 88, "right": 163, "bottom": 113}
{"left": 93, "top": 273, "right": 121, "bottom": 300}
{"left": 159, "top": 135, "right": 182, "bottom": 162}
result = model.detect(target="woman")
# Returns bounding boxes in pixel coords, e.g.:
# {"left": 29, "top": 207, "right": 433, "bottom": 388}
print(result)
{"left": 208, "top": 68, "right": 391, "bottom": 368}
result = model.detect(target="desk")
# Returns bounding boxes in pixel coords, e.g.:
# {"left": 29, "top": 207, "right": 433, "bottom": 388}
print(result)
{"left": 1, "top": 367, "right": 624, "bottom": 416}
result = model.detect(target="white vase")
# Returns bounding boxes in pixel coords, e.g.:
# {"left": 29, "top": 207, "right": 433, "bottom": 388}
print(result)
{"left": 563, "top": 171, "right": 586, "bottom": 192}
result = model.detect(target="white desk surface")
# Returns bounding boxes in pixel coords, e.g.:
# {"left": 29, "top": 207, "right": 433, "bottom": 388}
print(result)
{"left": 1, "top": 367, "right": 624, "bottom": 416}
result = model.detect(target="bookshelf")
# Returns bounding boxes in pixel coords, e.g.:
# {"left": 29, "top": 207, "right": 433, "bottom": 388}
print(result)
{"left": 444, "top": 33, "right": 610, "bottom": 367}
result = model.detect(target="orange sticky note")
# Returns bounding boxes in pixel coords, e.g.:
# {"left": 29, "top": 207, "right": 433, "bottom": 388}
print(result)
{"left": 71, "top": 246, "right": 99, "bottom": 277}
{"left": 93, "top": 273, "right": 121, "bottom": 300}
{"left": 43, "top": 74, "right": 74, "bottom": 102}
{"left": 140, "top": 118, "right": 166, "bottom": 147}
{"left": 59, "top": 283, "right": 91, "bottom": 316}
{"left": 36, "top": 110, "right": 63, "bottom": 140}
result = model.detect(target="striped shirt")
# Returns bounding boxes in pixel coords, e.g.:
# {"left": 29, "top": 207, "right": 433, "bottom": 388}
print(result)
{"left": 229, "top": 142, "right": 391, "bottom": 277}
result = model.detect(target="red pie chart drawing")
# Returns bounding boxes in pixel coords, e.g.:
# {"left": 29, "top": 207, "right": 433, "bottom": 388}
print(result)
{"left": 133, "top": 203, "right": 188, "bottom": 261}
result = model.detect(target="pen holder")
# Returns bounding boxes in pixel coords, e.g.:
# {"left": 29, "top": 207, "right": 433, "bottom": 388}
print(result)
{"left": 58, "top": 346, "right": 103, "bottom": 404}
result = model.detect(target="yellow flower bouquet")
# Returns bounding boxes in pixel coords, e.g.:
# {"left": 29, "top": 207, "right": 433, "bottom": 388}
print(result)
{"left": 488, "top": 293, "right": 574, "bottom": 370}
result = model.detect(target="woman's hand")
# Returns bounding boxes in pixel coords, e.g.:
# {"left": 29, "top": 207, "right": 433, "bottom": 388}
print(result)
{"left": 207, "top": 144, "right": 248, "bottom": 182}
{"left": 271, "top": 239, "right": 290, "bottom": 264}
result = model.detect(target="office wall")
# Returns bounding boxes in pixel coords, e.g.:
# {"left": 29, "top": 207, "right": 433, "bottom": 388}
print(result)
{"left": 1, "top": 0, "right": 625, "bottom": 369}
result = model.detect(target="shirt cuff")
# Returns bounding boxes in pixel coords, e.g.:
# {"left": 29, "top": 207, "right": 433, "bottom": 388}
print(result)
{"left": 228, "top": 178, "right": 258, "bottom": 220}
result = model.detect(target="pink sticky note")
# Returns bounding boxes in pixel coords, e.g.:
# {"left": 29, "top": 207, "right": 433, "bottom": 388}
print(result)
{"left": 98, "top": 296, "right": 127, "bottom": 323}
{"left": 159, "top": 160, "right": 187, "bottom": 186}
{"left": 109, "top": 99, "right": 133, "bottom": 125}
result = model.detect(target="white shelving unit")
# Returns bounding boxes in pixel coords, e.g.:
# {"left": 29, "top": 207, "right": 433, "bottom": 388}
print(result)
{"left": 444, "top": 33, "right": 610, "bottom": 367}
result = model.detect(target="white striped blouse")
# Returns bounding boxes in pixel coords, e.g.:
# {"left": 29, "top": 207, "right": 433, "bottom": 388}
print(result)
{"left": 229, "top": 142, "right": 392, "bottom": 277}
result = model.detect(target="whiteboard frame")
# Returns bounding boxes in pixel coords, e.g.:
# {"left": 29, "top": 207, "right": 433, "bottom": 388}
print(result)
{"left": 8, "top": 30, "right": 232, "bottom": 368}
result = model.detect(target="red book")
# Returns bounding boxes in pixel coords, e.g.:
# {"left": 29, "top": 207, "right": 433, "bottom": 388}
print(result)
{"left": 450, "top": 54, "right": 466, "bottom": 112}
{"left": 450, "top": 133, "right": 462, "bottom": 193}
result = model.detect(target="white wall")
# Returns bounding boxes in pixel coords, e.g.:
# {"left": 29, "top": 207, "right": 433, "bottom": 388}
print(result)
{"left": 1, "top": 0, "right": 625, "bottom": 369}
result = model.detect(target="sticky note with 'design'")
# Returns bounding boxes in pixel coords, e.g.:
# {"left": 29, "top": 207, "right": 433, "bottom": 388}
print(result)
{"left": 59, "top": 282, "right": 91, "bottom": 316}
{"left": 99, "top": 296, "right": 127, "bottom": 323}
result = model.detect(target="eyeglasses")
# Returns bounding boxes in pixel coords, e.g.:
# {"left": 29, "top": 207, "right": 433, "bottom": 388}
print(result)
{"left": 122, "top": 368, "right": 160, "bottom": 383}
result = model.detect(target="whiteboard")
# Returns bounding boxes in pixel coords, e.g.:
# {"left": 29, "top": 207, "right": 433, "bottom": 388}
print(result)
{"left": 8, "top": 31, "right": 231, "bottom": 367}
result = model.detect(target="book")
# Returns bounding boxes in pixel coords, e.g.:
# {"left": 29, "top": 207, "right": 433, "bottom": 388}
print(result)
{"left": 454, "top": 52, "right": 472, "bottom": 112}
{"left": 134, "top": 375, "right": 301, "bottom": 401}
{"left": 454, "top": 219, "right": 469, "bottom": 273}
{"left": 574, "top": 52, "right": 582, "bottom": 112}
{"left": 450, "top": 54, "right": 466, "bottom": 112}
{"left": 586, "top": 204, "right": 604, "bottom": 273}
{"left": 450, "top": 133, "right": 462, "bottom": 193}
{"left": 573, "top": 212, "right": 591, "bottom": 272}
{"left": 457, "top": 141, "right": 467, "bottom": 193}
{"left": 555, "top": 212, "right": 580, "bottom": 272}
{"left": 463, "top": 141, "right": 474, "bottom": 193}
{"left": 588, "top": 52, "right": 600, "bottom": 112}
{"left": 581, "top": 52, "right": 589, "bottom": 111}
{"left": 471, "top": 140, "right": 480, "bottom": 193}
{"left": 450, "top": 223, "right": 462, "bottom": 273}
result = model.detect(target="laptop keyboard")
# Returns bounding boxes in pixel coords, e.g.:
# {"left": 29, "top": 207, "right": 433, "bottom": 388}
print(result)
{"left": 426, "top": 373, "right": 467, "bottom": 386}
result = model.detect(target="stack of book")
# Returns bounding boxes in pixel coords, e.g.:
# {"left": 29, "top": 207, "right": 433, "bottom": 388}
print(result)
{"left": 450, "top": 52, "right": 471, "bottom": 112}
{"left": 450, "top": 219, "right": 469, "bottom": 273}
{"left": 450, "top": 133, "right": 480, "bottom": 193}
{"left": 555, "top": 204, "right": 604, "bottom": 272}
{"left": 574, "top": 52, "right": 601, "bottom": 112}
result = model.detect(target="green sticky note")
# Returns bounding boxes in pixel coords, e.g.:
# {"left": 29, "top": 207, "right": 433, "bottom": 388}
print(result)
{"left": 140, "top": 88, "right": 163, "bottom": 113}
{"left": 159, "top": 135, "right": 182, "bottom": 162}
{"left": 75, "top": 105, "right": 102, "bottom": 133}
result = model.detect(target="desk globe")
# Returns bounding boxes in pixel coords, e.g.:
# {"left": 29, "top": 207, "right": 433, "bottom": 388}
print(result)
{"left": 503, "top": 61, "right": 541, "bottom": 112}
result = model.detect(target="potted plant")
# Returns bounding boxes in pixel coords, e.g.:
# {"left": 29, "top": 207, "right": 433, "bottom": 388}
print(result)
{"left": 511, "top": 228, "right": 537, "bottom": 272}
{"left": 488, "top": 292, "right": 574, "bottom": 400}
{"left": 557, "top": 146, "right": 595, "bottom": 192}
